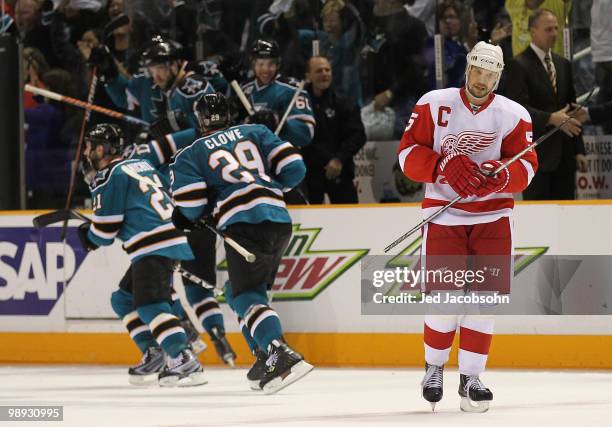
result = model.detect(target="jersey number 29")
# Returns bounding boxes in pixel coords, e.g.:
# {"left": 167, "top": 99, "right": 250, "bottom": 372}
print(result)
{"left": 209, "top": 140, "right": 271, "bottom": 184}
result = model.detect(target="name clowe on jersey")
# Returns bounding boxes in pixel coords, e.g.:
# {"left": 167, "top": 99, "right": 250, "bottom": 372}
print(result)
{"left": 202, "top": 128, "right": 245, "bottom": 150}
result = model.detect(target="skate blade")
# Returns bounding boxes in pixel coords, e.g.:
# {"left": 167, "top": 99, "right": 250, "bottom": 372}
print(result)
{"left": 224, "top": 355, "right": 236, "bottom": 368}
{"left": 249, "top": 379, "right": 263, "bottom": 391}
{"left": 460, "top": 397, "right": 489, "bottom": 413}
{"left": 128, "top": 373, "right": 159, "bottom": 386}
{"left": 262, "top": 361, "right": 314, "bottom": 395}
{"left": 190, "top": 339, "right": 207, "bottom": 355}
{"left": 159, "top": 371, "right": 208, "bottom": 388}
{"left": 430, "top": 402, "right": 436, "bottom": 412}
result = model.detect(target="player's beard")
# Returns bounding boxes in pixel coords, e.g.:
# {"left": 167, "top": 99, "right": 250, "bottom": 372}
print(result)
{"left": 466, "top": 82, "right": 492, "bottom": 100}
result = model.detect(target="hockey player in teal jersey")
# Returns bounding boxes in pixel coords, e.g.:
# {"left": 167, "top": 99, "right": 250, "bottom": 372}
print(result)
{"left": 90, "top": 35, "right": 217, "bottom": 159}
{"left": 169, "top": 93, "right": 313, "bottom": 394}
{"left": 240, "top": 39, "right": 315, "bottom": 148}
{"left": 79, "top": 124, "right": 206, "bottom": 387}
{"left": 121, "top": 129, "right": 237, "bottom": 367}
{"left": 91, "top": 34, "right": 236, "bottom": 365}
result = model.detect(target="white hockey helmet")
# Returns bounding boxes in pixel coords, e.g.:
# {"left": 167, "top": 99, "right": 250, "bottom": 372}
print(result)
{"left": 465, "top": 41, "right": 505, "bottom": 94}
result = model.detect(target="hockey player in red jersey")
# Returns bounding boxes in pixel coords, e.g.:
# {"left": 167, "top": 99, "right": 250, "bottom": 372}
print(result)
{"left": 397, "top": 41, "right": 538, "bottom": 412}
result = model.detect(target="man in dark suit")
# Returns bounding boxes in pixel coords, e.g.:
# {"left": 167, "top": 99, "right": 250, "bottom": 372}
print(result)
{"left": 503, "top": 8, "right": 587, "bottom": 200}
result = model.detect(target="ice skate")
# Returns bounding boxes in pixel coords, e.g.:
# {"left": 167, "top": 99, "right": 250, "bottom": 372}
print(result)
{"left": 421, "top": 363, "right": 444, "bottom": 411}
{"left": 158, "top": 349, "right": 207, "bottom": 387}
{"left": 180, "top": 318, "right": 207, "bottom": 355}
{"left": 259, "top": 340, "right": 313, "bottom": 395}
{"left": 247, "top": 348, "right": 268, "bottom": 390}
{"left": 459, "top": 374, "right": 493, "bottom": 413}
{"left": 210, "top": 326, "right": 236, "bottom": 367}
{"left": 128, "top": 346, "right": 165, "bottom": 385}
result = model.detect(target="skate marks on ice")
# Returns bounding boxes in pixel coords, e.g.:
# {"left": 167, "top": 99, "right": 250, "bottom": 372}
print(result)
{"left": 1, "top": 366, "right": 612, "bottom": 426}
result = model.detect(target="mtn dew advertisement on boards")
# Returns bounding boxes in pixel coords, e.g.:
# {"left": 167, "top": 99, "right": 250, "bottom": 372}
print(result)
{"left": 2, "top": 206, "right": 612, "bottom": 332}
{"left": 217, "top": 224, "right": 369, "bottom": 301}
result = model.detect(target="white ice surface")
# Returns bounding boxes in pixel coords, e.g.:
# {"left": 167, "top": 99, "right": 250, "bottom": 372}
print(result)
{"left": 1, "top": 366, "right": 611, "bottom": 427}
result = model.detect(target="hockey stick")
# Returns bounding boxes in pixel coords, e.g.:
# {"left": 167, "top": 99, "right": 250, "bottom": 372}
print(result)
{"left": 383, "top": 88, "right": 596, "bottom": 254}
{"left": 33, "top": 208, "right": 87, "bottom": 228}
{"left": 33, "top": 207, "right": 219, "bottom": 291}
{"left": 230, "top": 80, "right": 255, "bottom": 115}
{"left": 60, "top": 68, "right": 99, "bottom": 240}
{"left": 120, "top": 165, "right": 256, "bottom": 263}
{"left": 275, "top": 80, "right": 306, "bottom": 135}
{"left": 24, "top": 84, "right": 150, "bottom": 127}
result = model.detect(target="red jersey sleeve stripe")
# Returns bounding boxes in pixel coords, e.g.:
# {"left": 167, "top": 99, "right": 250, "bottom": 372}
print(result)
{"left": 501, "top": 118, "right": 538, "bottom": 193}
{"left": 397, "top": 103, "right": 440, "bottom": 183}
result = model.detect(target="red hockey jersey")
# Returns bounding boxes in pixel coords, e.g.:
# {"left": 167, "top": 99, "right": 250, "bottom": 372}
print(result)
{"left": 398, "top": 87, "right": 538, "bottom": 225}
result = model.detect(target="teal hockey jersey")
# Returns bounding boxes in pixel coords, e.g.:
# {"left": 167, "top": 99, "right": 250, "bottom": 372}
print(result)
{"left": 241, "top": 79, "right": 315, "bottom": 148}
{"left": 169, "top": 124, "right": 306, "bottom": 230}
{"left": 87, "top": 158, "right": 194, "bottom": 263}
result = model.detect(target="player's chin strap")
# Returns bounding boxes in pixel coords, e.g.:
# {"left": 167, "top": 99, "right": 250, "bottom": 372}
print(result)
{"left": 31, "top": 208, "right": 222, "bottom": 295}
{"left": 119, "top": 165, "right": 256, "bottom": 263}
{"left": 382, "top": 87, "right": 596, "bottom": 254}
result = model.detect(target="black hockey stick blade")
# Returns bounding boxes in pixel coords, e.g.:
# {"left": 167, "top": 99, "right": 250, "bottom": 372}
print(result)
{"left": 103, "top": 13, "right": 130, "bottom": 41}
{"left": 33, "top": 209, "right": 89, "bottom": 228}
{"left": 34, "top": 210, "right": 72, "bottom": 228}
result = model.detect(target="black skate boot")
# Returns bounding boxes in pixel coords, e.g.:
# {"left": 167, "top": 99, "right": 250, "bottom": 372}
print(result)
{"left": 128, "top": 346, "right": 165, "bottom": 385}
{"left": 247, "top": 348, "right": 268, "bottom": 390}
{"left": 421, "top": 363, "right": 444, "bottom": 411}
{"left": 180, "top": 318, "right": 207, "bottom": 355}
{"left": 259, "top": 340, "right": 313, "bottom": 395}
{"left": 158, "top": 348, "right": 207, "bottom": 387}
{"left": 210, "top": 326, "right": 236, "bottom": 367}
{"left": 459, "top": 374, "right": 493, "bottom": 413}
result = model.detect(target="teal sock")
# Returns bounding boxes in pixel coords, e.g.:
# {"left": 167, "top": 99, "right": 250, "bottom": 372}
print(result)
{"left": 111, "top": 289, "right": 157, "bottom": 353}
{"left": 138, "top": 302, "right": 188, "bottom": 358}
{"left": 185, "top": 282, "right": 224, "bottom": 336}
{"left": 233, "top": 285, "right": 283, "bottom": 352}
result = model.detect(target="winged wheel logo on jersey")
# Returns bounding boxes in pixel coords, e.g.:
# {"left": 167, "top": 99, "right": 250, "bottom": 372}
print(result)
{"left": 441, "top": 131, "right": 497, "bottom": 156}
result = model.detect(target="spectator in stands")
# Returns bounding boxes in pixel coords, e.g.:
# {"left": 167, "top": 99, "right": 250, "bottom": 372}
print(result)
{"left": 470, "top": 0, "right": 505, "bottom": 44}
{"left": 298, "top": 0, "right": 365, "bottom": 104}
{"left": 404, "top": 0, "right": 436, "bottom": 36}
{"left": 488, "top": 8, "right": 513, "bottom": 64}
{"left": 25, "top": 68, "right": 77, "bottom": 208}
{"left": 591, "top": 0, "right": 612, "bottom": 134}
{"left": 505, "top": 0, "right": 571, "bottom": 57}
{"left": 503, "top": 8, "right": 586, "bottom": 200}
{"left": 361, "top": 0, "right": 427, "bottom": 138}
{"left": 103, "top": 0, "right": 155, "bottom": 73}
{"left": 107, "top": 0, "right": 124, "bottom": 19}
{"left": 303, "top": 56, "right": 366, "bottom": 204}
{"left": 15, "top": 0, "right": 59, "bottom": 66}
{"left": 423, "top": 0, "right": 467, "bottom": 91}
{"left": 50, "top": 0, "right": 104, "bottom": 45}
{"left": 23, "top": 47, "right": 49, "bottom": 109}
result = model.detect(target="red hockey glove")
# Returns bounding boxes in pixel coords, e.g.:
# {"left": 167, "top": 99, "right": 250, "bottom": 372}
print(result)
{"left": 436, "top": 153, "right": 486, "bottom": 198}
{"left": 474, "top": 160, "right": 510, "bottom": 197}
